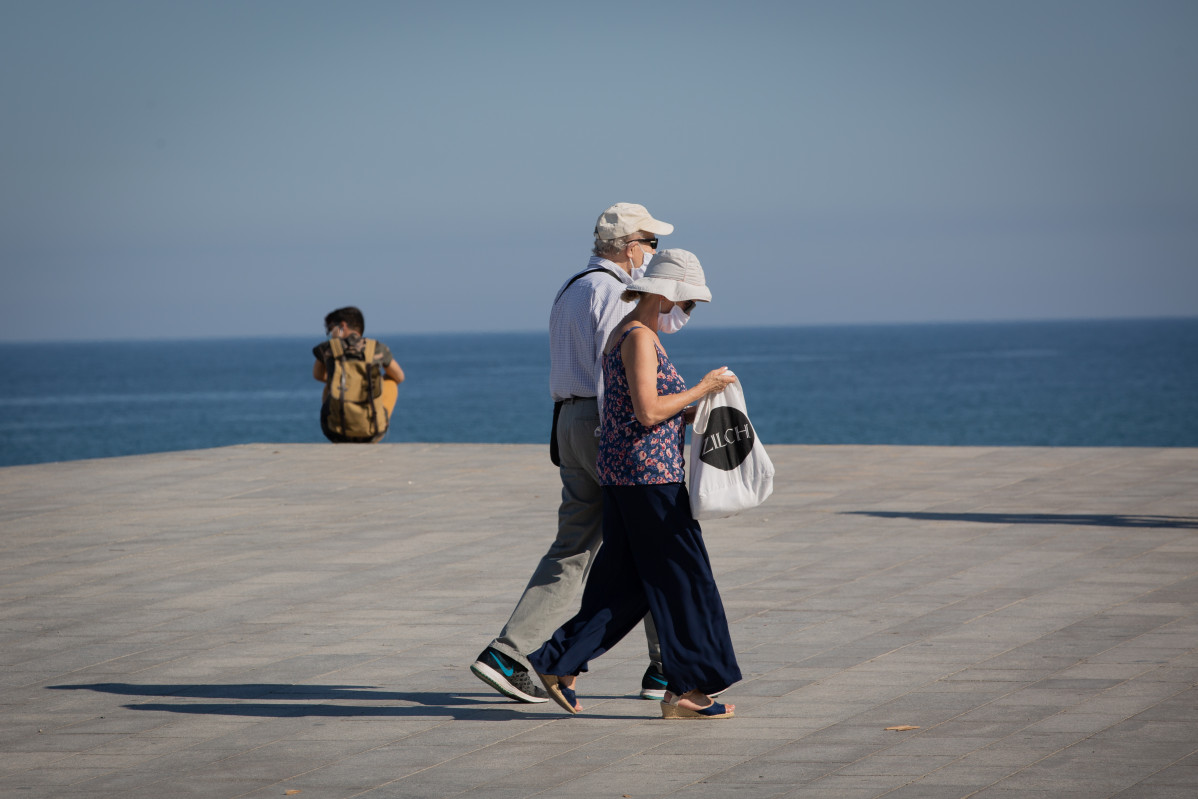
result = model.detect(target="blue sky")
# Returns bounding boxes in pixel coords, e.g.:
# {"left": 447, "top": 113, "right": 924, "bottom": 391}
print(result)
{"left": 2, "top": 0, "right": 1196, "bottom": 341}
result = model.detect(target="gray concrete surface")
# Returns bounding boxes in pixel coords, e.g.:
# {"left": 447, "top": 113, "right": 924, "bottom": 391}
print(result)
{"left": 1, "top": 443, "right": 1195, "bottom": 799}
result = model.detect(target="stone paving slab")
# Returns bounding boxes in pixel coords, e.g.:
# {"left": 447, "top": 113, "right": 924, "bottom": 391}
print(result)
{"left": 0, "top": 443, "right": 1195, "bottom": 798}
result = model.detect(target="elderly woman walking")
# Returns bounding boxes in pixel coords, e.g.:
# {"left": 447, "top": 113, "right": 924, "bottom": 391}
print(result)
{"left": 528, "top": 250, "right": 741, "bottom": 719}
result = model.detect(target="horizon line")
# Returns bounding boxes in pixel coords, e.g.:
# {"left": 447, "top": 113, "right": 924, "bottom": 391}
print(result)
{"left": 2, "top": 313, "right": 1196, "bottom": 346}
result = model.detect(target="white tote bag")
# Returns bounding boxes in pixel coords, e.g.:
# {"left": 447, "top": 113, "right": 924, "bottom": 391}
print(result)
{"left": 688, "top": 375, "right": 775, "bottom": 520}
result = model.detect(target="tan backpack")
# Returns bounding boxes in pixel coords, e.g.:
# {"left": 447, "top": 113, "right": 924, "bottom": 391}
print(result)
{"left": 321, "top": 337, "right": 389, "bottom": 443}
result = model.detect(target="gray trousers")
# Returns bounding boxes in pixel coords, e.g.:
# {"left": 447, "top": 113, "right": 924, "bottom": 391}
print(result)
{"left": 490, "top": 397, "right": 661, "bottom": 670}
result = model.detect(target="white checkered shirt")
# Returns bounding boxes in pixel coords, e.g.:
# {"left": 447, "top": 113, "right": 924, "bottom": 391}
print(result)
{"left": 549, "top": 256, "right": 644, "bottom": 412}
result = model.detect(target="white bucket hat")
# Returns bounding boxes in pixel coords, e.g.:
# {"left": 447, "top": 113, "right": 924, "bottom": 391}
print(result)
{"left": 626, "top": 249, "right": 712, "bottom": 303}
{"left": 594, "top": 202, "right": 675, "bottom": 241}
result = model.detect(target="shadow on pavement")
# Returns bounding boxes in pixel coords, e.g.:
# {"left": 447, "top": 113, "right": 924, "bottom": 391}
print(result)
{"left": 844, "top": 511, "right": 1198, "bottom": 529}
{"left": 45, "top": 683, "right": 632, "bottom": 720}
{"left": 48, "top": 683, "right": 480, "bottom": 702}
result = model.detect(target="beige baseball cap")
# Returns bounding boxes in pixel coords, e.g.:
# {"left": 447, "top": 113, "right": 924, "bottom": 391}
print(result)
{"left": 626, "top": 249, "right": 712, "bottom": 303}
{"left": 594, "top": 202, "right": 675, "bottom": 241}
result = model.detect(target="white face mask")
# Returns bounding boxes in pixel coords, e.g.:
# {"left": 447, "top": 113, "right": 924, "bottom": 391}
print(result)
{"left": 641, "top": 246, "right": 654, "bottom": 270}
{"left": 658, "top": 304, "right": 690, "bottom": 334}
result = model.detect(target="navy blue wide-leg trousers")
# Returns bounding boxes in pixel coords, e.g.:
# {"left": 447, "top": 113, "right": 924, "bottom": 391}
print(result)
{"left": 528, "top": 483, "right": 741, "bottom": 697}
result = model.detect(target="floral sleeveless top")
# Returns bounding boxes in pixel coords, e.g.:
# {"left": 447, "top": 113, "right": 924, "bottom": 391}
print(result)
{"left": 597, "top": 324, "right": 688, "bottom": 485}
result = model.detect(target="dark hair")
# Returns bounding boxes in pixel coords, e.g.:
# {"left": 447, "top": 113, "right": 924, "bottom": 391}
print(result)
{"left": 325, "top": 306, "right": 365, "bottom": 333}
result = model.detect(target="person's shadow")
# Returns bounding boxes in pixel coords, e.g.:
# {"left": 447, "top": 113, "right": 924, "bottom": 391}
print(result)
{"left": 844, "top": 511, "right": 1198, "bottom": 530}
{"left": 45, "top": 683, "right": 630, "bottom": 720}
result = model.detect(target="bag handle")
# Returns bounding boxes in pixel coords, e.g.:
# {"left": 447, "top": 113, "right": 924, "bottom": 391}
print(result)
{"left": 692, "top": 392, "right": 713, "bottom": 435}
{"left": 692, "top": 372, "right": 740, "bottom": 435}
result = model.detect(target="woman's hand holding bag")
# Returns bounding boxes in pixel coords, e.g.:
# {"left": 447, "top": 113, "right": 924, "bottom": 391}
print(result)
{"left": 687, "top": 373, "right": 775, "bottom": 520}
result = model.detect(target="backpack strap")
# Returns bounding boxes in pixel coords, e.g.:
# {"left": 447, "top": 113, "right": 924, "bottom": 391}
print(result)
{"left": 363, "top": 339, "right": 379, "bottom": 437}
{"left": 554, "top": 266, "right": 622, "bottom": 304}
{"left": 328, "top": 337, "right": 349, "bottom": 436}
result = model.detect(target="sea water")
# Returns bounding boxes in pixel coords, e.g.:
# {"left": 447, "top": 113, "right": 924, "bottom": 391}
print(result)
{"left": 1, "top": 319, "right": 1195, "bottom": 468}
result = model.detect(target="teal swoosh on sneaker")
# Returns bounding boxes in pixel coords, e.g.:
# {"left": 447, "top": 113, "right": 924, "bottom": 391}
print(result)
{"left": 489, "top": 652, "right": 515, "bottom": 678}
{"left": 647, "top": 674, "right": 668, "bottom": 686}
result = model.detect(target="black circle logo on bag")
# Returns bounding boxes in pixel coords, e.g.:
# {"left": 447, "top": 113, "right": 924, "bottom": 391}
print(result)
{"left": 699, "top": 407, "right": 755, "bottom": 471}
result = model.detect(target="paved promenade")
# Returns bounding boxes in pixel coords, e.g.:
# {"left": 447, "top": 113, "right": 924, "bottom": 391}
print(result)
{"left": 1, "top": 443, "right": 1196, "bottom": 799}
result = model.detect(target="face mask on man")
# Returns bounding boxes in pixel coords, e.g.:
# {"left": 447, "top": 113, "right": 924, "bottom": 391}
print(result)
{"left": 658, "top": 303, "right": 691, "bottom": 334}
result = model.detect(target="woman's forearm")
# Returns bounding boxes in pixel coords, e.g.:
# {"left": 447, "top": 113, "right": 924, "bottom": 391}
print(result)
{"left": 632, "top": 384, "right": 706, "bottom": 427}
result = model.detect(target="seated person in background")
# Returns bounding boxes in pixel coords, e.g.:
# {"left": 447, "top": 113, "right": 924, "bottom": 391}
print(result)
{"left": 312, "top": 306, "right": 404, "bottom": 443}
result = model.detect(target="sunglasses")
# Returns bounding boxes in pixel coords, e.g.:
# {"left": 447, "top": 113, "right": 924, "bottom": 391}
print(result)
{"left": 629, "top": 238, "right": 659, "bottom": 249}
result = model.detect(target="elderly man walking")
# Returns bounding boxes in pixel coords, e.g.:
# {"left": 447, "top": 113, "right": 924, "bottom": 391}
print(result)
{"left": 471, "top": 203, "right": 678, "bottom": 703}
